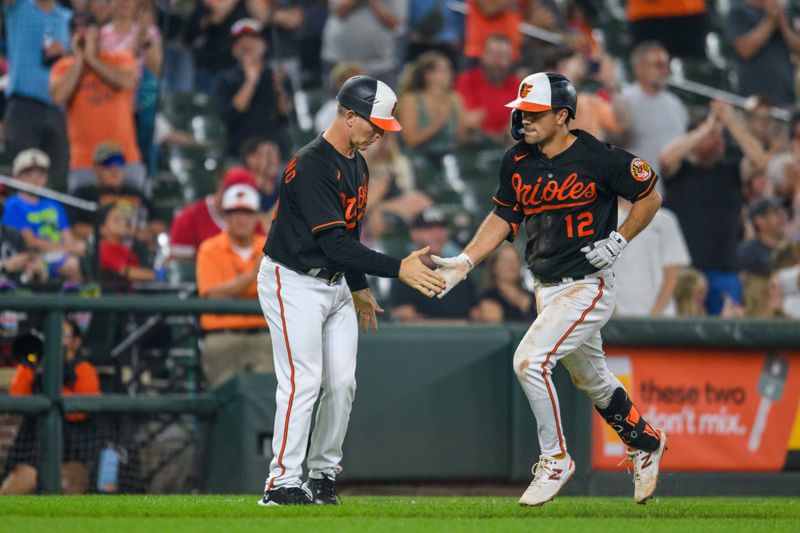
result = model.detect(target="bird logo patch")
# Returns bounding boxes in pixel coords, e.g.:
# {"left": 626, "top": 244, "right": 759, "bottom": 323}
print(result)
{"left": 629, "top": 158, "right": 652, "bottom": 182}
{"left": 519, "top": 83, "right": 532, "bottom": 98}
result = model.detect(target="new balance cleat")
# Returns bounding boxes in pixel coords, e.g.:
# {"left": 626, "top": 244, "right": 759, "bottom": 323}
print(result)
{"left": 518, "top": 453, "right": 575, "bottom": 507}
{"left": 621, "top": 428, "right": 668, "bottom": 504}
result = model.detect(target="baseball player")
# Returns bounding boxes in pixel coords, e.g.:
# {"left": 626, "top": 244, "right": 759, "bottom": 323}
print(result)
{"left": 256, "top": 76, "right": 445, "bottom": 506}
{"left": 433, "top": 72, "right": 668, "bottom": 506}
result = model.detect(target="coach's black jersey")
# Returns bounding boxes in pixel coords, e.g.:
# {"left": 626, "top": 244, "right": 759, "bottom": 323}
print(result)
{"left": 264, "top": 135, "right": 369, "bottom": 272}
{"left": 492, "top": 129, "right": 658, "bottom": 280}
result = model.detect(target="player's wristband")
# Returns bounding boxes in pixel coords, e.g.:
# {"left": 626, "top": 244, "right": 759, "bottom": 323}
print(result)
{"left": 458, "top": 253, "right": 474, "bottom": 271}
{"left": 609, "top": 231, "right": 627, "bottom": 247}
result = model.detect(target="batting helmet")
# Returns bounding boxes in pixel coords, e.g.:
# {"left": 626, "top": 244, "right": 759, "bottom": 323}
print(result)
{"left": 336, "top": 75, "right": 402, "bottom": 132}
{"left": 506, "top": 72, "right": 577, "bottom": 141}
{"left": 506, "top": 72, "right": 577, "bottom": 118}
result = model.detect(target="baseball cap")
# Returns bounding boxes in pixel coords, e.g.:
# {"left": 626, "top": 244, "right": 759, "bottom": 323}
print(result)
{"left": 221, "top": 167, "right": 257, "bottom": 190}
{"left": 93, "top": 141, "right": 126, "bottom": 166}
{"left": 505, "top": 72, "right": 578, "bottom": 119}
{"left": 222, "top": 184, "right": 259, "bottom": 212}
{"left": 230, "top": 18, "right": 263, "bottom": 39}
{"left": 13, "top": 149, "right": 51, "bottom": 176}
{"left": 411, "top": 208, "right": 447, "bottom": 229}
{"left": 336, "top": 75, "right": 402, "bottom": 132}
{"left": 749, "top": 197, "right": 783, "bottom": 220}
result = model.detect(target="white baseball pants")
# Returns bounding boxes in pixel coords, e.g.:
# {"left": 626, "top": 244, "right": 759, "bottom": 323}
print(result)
{"left": 514, "top": 271, "right": 624, "bottom": 457}
{"left": 257, "top": 255, "right": 358, "bottom": 490}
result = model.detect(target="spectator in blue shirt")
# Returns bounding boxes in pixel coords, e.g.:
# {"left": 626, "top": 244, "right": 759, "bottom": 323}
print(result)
{"left": 1, "top": 149, "right": 85, "bottom": 282}
{"left": 2, "top": 0, "right": 72, "bottom": 190}
{"left": 407, "top": 0, "right": 464, "bottom": 66}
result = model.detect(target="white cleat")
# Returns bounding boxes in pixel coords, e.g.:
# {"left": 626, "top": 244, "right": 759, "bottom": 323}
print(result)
{"left": 622, "top": 429, "right": 668, "bottom": 504}
{"left": 518, "top": 453, "right": 575, "bottom": 507}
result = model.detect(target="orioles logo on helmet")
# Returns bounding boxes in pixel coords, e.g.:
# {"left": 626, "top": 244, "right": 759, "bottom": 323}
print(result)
{"left": 519, "top": 83, "right": 533, "bottom": 98}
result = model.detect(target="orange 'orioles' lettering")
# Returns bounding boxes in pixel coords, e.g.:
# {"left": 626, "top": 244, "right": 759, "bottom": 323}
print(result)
{"left": 284, "top": 158, "right": 297, "bottom": 184}
{"left": 511, "top": 172, "right": 596, "bottom": 214}
{"left": 339, "top": 182, "right": 369, "bottom": 229}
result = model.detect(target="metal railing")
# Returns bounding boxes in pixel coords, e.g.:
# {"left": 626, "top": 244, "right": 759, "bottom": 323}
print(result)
{"left": 2, "top": 294, "right": 799, "bottom": 492}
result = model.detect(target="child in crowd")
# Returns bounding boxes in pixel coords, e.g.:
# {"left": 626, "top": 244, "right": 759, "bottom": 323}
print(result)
{"left": 98, "top": 203, "right": 158, "bottom": 283}
{"left": 1, "top": 149, "right": 84, "bottom": 282}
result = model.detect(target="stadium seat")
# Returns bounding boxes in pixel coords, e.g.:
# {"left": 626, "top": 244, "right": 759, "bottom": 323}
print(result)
{"left": 150, "top": 171, "right": 188, "bottom": 226}
{"left": 160, "top": 92, "right": 215, "bottom": 130}
{"left": 166, "top": 145, "right": 223, "bottom": 201}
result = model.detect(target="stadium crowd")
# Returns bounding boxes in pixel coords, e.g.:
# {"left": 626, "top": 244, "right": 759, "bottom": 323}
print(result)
{"left": 0, "top": 0, "right": 799, "bottom": 332}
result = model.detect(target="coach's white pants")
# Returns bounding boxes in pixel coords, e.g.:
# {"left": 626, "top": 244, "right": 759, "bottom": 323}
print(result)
{"left": 514, "top": 271, "right": 624, "bottom": 456}
{"left": 257, "top": 256, "right": 358, "bottom": 490}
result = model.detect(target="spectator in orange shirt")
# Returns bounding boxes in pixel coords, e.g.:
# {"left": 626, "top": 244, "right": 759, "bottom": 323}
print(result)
{"left": 627, "top": 0, "right": 707, "bottom": 58}
{"left": 0, "top": 320, "right": 100, "bottom": 495}
{"left": 196, "top": 183, "right": 272, "bottom": 388}
{"left": 49, "top": 11, "right": 145, "bottom": 194}
{"left": 464, "top": 0, "right": 521, "bottom": 62}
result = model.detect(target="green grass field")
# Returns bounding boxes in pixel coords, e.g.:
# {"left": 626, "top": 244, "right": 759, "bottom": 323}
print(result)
{"left": 1, "top": 495, "right": 798, "bottom": 532}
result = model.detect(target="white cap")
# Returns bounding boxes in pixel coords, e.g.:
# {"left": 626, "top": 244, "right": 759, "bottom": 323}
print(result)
{"left": 505, "top": 72, "right": 554, "bottom": 113}
{"left": 231, "top": 18, "right": 263, "bottom": 39}
{"left": 13, "top": 149, "right": 51, "bottom": 176}
{"left": 222, "top": 184, "right": 260, "bottom": 212}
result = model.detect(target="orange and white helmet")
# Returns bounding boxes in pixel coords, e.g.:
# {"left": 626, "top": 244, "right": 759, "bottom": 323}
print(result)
{"left": 505, "top": 72, "right": 577, "bottom": 119}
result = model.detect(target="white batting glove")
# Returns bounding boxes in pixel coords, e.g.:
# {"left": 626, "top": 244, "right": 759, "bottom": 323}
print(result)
{"left": 431, "top": 253, "right": 474, "bottom": 299}
{"left": 580, "top": 231, "right": 627, "bottom": 269}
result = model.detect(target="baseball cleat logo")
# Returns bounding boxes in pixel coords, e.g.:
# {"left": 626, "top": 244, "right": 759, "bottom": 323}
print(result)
{"left": 629, "top": 158, "right": 653, "bottom": 182}
{"left": 641, "top": 454, "right": 653, "bottom": 469}
{"left": 548, "top": 468, "right": 563, "bottom": 481}
{"left": 519, "top": 83, "right": 533, "bottom": 98}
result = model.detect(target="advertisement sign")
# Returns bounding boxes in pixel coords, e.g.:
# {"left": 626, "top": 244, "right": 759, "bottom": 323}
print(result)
{"left": 592, "top": 349, "right": 800, "bottom": 472}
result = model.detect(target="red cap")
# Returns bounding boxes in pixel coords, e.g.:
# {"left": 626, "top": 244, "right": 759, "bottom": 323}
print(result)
{"left": 222, "top": 167, "right": 257, "bottom": 190}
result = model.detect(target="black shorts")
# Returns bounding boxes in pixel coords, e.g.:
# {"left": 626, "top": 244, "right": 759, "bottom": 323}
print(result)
{"left": 4, "top": 416, "right": 98, "bottom": 472}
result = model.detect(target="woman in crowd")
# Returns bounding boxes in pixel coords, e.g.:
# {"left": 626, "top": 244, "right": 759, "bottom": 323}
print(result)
{"left": 674, "top": 267, "right": 708, "bottom": 317}
{"left": 100, "top": 0, "right": 163, "bottom": 163}
{"left": 396, "top": 51, "right": 482, "bottom": 156}
{"left": 478, "top": 243, "right": 537, "bottom": 323}
{"left": 363, "top": 135, "right": 433, "bottom": 242}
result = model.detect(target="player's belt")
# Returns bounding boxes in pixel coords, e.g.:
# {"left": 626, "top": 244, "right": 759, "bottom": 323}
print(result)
{"left": 535, "top": 270, "right": 611, "bottom": 286}
{"left": 306, "top": 267, "right": 345, "bottom": 285}
{"left": 535, "top": 274, "right": 588, "bottom": 285}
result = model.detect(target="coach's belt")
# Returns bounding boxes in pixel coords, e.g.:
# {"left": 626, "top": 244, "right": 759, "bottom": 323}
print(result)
{"left": 306, "top": 267, "right": 345, "bottom": 285}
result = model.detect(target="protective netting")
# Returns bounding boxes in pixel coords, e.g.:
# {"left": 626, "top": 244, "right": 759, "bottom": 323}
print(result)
{"left": 0, "top": 411, "right": 209, "bottom": 494}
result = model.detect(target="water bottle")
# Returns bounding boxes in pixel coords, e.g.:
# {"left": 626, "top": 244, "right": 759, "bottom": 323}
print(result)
{"left": 0, "top": 280, "right": 19, "bottom": 337}
{"left": 97, "top": 445, "right": 120, "bottom": 493}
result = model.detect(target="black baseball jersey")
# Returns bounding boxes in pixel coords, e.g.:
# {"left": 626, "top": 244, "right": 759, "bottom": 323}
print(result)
{"left": 492, "top": 129, "right": 658, "bottom": 280}
{"left": 264, "top": 135, "right": 369, "bottom": 272}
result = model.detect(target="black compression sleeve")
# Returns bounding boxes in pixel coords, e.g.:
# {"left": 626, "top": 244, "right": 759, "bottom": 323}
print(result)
{"left": 345, "top": 270, "right": 369, "bottom": 292}
{"left": 316, "top": 228, "right": 402, "bottom": 278}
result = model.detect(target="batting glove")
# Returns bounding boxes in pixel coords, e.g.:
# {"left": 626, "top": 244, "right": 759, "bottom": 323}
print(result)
{"left": 580, "top": 231, "right": 627, "bottom": 269}
{"left": 431, "top": 253, "right": 474, "bottom": 299}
